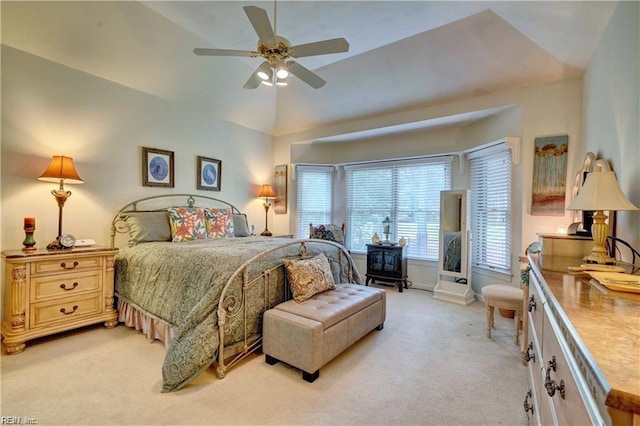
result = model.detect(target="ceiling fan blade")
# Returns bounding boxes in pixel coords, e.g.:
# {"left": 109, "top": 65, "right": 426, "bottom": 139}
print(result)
{"left": 193, "top": 48, "right": 256, "bottom": 57}
{"left": 243, "top": 74, "right": 262, "bottom": 90}
{"left": 291, "top": 38, "right": 349, "bottom": 58}
{"left": 287, "top": 62, "right": 326, "bottom": 89}
{"left": 243, "top": 6, "right": 277, "bottom": 46}
{"left": 243, "top": 61, "right": 271, "bottom": 90}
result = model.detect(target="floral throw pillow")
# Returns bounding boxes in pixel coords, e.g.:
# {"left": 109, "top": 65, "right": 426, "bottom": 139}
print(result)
{"left": 283, "top": 254, "right": 336, "bottom": 303}
{"left": 204, "top": 208, "right": 234, "bottom": 239}
{"left": 167, "top": 207, "right": 207, "bottom": 242}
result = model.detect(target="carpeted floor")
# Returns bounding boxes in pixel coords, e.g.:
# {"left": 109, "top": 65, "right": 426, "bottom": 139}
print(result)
{"left": 1, "top": 286, "right": 528, "bottom": 425}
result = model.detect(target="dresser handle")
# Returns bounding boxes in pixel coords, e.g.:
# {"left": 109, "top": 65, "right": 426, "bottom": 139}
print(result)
{"left": 528, "top": 295, "right": 537, "bottom": 312}
{"left": 525, "top": 342, "right": 536, "bottom": 363}
{"left": 545, "top": 356, "right": 566, "bottom": 399}
{"left": 60, "top": 305, "right": 78, "bottom": 315}
{"left": 60, "top": 261, "right": 79, "bottom": 270}
{"left": 60, "top": 282, "right": 79, "bottom": 291}
{"left": 523, "top": 389, "right": 535, "bottom": 414}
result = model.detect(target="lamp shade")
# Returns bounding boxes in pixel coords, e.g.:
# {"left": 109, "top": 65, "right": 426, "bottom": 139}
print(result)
{"left": 258, "top": 184, "right": 276, "bottom": 199}
{"left": 567, "top": 171, "right": 637, "bottom": 211}
{"left": 38, "top": 156, "right": 84, "bottom": 184}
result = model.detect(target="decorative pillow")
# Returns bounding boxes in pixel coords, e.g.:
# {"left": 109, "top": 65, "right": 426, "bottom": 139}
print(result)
{"left": 204, "top": 208, "right": 234, "bottom": 239}
{"left": 232, "top": 213, "right": 251, "bottom": 237}
{"left": 167, "top": 207, "right": 207, "bottom": 242}
{"left": 311, "top": 224, "right": 345, "bottom": 244}
{"left": 283, "top": 254, "right": 336, "bottom": 303}
{"left": 121, "top": 211, "right": 172, "bottom": 246}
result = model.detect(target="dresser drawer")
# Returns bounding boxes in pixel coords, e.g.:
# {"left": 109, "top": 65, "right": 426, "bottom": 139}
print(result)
{"left": 31, "top": 271, "right": 101, "bottom": 303}
{"left": 542, "top": 305, "right": 593, "bottom": 426}
{"left": 30, "top": 256, "right": 102, "bottom": 275}
{"left": 30, "top": 293, "right": 103, "bottom": 329}
{"left": 528, "top": 272, "right": 546, "bottom": 352}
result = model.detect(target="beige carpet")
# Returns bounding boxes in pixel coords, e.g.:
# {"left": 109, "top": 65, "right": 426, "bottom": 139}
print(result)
{"left": 1, "top": 286, "right": 528, "bottom": 425}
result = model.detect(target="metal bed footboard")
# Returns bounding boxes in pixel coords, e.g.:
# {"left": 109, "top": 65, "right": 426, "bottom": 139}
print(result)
{"left": 215, "top": 239, "right": 359, "bottom": 379}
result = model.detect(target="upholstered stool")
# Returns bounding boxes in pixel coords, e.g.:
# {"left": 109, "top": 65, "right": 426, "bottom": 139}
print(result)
{"left": 482, "top": 285, "right": 524, "bottom": 345}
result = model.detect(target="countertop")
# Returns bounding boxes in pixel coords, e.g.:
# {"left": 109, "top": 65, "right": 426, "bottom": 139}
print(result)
{"left": 530, "top": 254, "right": 640, "bottom": 415}
{"left": 2, "top": 246, "right": 118, "bottom": 259}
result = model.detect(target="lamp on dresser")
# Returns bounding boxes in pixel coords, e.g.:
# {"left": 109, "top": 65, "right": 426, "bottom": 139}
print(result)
{"left": 38, "top": 155, "right": 84, "bottom": 249}
{"left": 567, "top": 165, "right": 638, "bottom": 264}
{"left": 258, "top": 184, "right": 276, "bottom": 236}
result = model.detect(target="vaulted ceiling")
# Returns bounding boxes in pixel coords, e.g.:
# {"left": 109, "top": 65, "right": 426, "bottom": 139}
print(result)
{"left": 1, "top": 1, "right": 617, "bottom": 140}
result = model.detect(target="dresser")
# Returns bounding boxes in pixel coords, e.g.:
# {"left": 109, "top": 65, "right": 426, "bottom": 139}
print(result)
{"left": 1, "top": 246, "right": 119, "bottom": 354}
{"left": 365, "top": 244, "right": 408, "bottom": 292}
{"left": 524, "top": 254, "right": 639, "bottom": 425}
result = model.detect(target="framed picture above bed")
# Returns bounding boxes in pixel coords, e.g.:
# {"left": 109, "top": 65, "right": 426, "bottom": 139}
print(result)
{"left": 197, "top": 156, "right": 221, "bottom": 191}
{"left": 142, "top": 147, "right": 174, "bottom": 188}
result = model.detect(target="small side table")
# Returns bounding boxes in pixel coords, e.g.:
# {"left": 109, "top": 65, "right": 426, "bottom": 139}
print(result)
{"left": 1, "top": 246, "right": 119, "bottom": 354}
{"left": 365, "top": 244, "right": 408, "bottom": 292}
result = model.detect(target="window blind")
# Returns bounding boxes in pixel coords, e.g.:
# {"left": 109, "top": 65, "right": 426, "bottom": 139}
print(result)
{"left": 469, "top": 146, "right": 512, "bottom": 272}
{"left": 345, "top": 158, "right": 452, "bottom": 258}
{"left": 295, "top": 166, "right": 334, "bottom": 239}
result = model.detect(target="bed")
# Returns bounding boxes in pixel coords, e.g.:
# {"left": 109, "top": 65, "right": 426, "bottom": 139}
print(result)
{"left": 110, "top": 194, "right": 361, "bottom": 392}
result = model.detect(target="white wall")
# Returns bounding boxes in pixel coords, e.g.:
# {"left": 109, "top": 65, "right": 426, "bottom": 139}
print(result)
{"left": 583, "top": 1, "right": 640, "bottom": 257}
{"left": 1, "top": 46, "right": 274, "bottom": 251}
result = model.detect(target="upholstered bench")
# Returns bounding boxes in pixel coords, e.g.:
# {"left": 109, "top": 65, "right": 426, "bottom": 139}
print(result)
{"left": 263, "top": 283, "right": 386, "bottom": 382}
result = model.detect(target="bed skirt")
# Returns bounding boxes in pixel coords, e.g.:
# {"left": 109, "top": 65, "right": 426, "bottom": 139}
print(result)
{"left": 117, "top": 299, "right": 175, "bottom": 350}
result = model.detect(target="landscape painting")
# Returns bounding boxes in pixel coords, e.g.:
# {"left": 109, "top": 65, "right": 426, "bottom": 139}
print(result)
{"left": 531, "top": 135, "right": 568, "bottom": 216}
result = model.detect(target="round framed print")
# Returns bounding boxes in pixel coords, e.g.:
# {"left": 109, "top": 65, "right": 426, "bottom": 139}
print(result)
{"left": 197, "top": 156, "right": 222, "bottom": 191}
{"left": 142, "top": 147, "right": 174, "bottom": 188}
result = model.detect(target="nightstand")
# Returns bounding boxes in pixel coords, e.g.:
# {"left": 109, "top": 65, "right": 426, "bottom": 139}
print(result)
{"left": 365, "top": 244, "right": 408, "bottom": 292}
{"left": 1, "top": 246, "right": 119, "bottom": 354}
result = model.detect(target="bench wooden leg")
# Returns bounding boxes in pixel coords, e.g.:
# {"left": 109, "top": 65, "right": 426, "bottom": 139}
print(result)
{"left": 303, "top": 370, "right": 319, "bottom": 383}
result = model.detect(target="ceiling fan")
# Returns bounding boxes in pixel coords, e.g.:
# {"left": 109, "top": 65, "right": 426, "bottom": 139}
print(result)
{"left": 193, "top": 4, "right": 349, "bottom": 89}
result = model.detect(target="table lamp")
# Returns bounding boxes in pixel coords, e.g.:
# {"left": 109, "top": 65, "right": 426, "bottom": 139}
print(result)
{"left": 38, "top": 155, "right": 84, "bottom": 249}
{"left": 258, "top": 184, "right": 276, "bottom": 236}
{"left": 567, "top": 169, "right": 638, "bottom": 264}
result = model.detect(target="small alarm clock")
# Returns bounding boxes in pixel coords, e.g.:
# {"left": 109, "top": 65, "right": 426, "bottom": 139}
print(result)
{"left": 59, "top": 234, "right": 77, "bottom": 249}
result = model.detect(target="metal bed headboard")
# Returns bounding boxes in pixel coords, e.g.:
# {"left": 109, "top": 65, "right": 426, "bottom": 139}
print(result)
{"left": 110, "top": 193, "right": 242, "bottom": 247}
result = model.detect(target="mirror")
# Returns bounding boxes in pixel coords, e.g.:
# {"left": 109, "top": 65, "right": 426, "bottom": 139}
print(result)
{"left": 439, "top": 190, "right": 468, "bottom": 278}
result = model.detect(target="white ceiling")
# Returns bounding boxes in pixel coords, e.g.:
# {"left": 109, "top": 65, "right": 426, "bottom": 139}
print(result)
{"left": 1, "top": 1, "right": 617, "bottom": 140}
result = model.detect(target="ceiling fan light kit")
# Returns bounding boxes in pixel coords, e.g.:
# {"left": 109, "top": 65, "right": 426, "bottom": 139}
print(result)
{"left": 193, "top": 4, "right": 349, "bottom": 89}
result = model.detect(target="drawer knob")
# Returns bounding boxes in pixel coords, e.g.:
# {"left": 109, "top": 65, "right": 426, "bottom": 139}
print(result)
{"left": 60, "top": 282, "right": 79, "bottom": 291}
{"left": 545, "top": 356, "right": 566, "bottom": 399}
{"left": 523, "top": 389, "right": 535, "bottom": 414}
{"left": 525, "top": 342, "right": 536, "bottom": 363}
{"left": 60, "top": 305, "right": 79, "bottom": 315}
{"left": 60, "top": 261, "right": 79, "bottom": 270}
{"left": 528, "top": 295, "right": 537, "bottom": 312}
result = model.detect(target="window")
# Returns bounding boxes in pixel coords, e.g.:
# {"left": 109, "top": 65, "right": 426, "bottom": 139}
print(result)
{"left": 295, "top": 166, "right": 334, "bottom": 238}
{"left": 468, "top": 145, "right": 512, "bottom": 273}
{"left": 345, "top": 158, "right": 452, "bottom": 259}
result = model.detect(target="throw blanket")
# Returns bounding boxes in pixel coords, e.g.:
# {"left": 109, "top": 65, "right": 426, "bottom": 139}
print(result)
{"left": 115, "top": 237, "right": 358, "bottom": 391}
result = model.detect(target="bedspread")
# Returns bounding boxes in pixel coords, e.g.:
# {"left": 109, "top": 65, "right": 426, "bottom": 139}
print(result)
{"left": 114, "top": 236, "right": 358, "bottom": 391}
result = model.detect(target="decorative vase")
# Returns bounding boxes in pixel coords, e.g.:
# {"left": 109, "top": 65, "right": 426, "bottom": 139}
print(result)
{"left": 371, "top": 233, "right": 380, "bottom": 244}
{"left": 399, "top": 236, "right": 407, "bottom": 246}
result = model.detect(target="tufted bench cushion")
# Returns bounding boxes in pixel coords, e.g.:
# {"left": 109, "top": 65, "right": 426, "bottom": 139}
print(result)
{"left": 263, "top": 283, "right": 385, "bottom": 382}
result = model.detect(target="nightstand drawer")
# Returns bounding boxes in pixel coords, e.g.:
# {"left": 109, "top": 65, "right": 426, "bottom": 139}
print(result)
{"left": 30, "top": 293, "right": 103, "bottom": 329}
{"left": 31, "top": 271, "right": 101, "bottom": 302}
{"left": 31, "top": 256, "right": 102, "bottom": 275}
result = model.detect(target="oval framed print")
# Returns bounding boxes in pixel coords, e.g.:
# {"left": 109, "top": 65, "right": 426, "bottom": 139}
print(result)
{"left": 143, "top": 147, "right": 174, "bottom": 187}
{"left": 197, "top": 156, "right": 222, "bottom": 191}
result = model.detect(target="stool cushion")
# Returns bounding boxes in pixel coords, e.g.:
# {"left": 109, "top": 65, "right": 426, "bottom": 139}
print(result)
{"left": 482, "top": 285, "right": 523, "bottom": 305}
